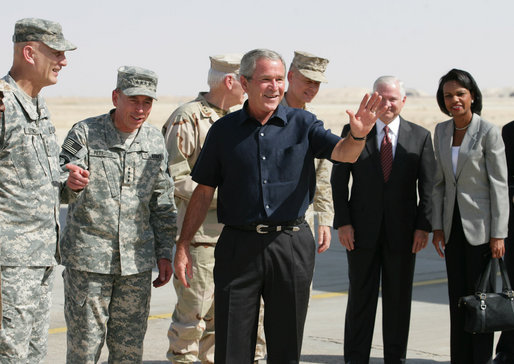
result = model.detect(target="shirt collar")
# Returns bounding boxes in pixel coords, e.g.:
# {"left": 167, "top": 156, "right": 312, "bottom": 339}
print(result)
{"left": 5, "top": 73, "right": 48, "bottom": 122}
{"left": 239, "top": 100, "right": 288, "bottom": 126}
{"left": 376, "top": 116, "right": 400, "bottom": 136}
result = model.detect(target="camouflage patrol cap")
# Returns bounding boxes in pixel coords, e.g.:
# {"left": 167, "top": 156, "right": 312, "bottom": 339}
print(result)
{"left": 13, "top": 18, "right": 76, "bottom": 52}
{"left": 209, "top": 54, "right": 242, "bottom": 74}
{"left": 0, "top": 80, "right": 11, "bottom": 93}
{"left": 117, "top": 66, "right": 158, "bottom": 100}
{"left": 292, "top": 51, "right": 329, "bottom": 83}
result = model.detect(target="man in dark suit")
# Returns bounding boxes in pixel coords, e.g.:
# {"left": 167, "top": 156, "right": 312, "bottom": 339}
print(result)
{"left": 494, "top": 120, "right": 514, "bottom": 363}
{"left": 331, "top": 76, "right": 435, "bottom": 363}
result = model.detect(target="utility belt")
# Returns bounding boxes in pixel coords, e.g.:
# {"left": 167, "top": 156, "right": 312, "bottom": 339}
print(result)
{"left": 227, "top": 217, "right": 305, "bottom": 234}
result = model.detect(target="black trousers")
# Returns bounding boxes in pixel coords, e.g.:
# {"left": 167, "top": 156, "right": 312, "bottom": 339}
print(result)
{"left": 344, "top": 224, "right": 416, "bottom": 364}
{"left": 213, "top": 221, "right": 315, "bottom": 364}
{"left": 444, "top": 204, "right": 493, "bottom": 364}
{"left": 495, "top": 234, "right": 514, "bottom": 358}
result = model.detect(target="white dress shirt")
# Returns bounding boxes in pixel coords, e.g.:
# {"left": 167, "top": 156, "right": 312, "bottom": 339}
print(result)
{"left": 376, "top": 116, "right": 400, "bottom": 158}
{"left": 451, "top": 146, "right": 460, "bottom": 176}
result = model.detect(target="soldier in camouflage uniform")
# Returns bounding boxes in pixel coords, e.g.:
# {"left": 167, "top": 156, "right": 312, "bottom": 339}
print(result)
{"left": 59, "top": 66, "right": 177, "bottom": 363}
{"left": 0, "top": 18, "right": 76, "bottom": 363}
{"left": 280, "top": 51, "right": 334, "bottom": 251}
{"left": 163, "top": 54, "right": 266, "bottom": 364}
{"left": 0, "top": 80, "right": 9, "bottom": 332}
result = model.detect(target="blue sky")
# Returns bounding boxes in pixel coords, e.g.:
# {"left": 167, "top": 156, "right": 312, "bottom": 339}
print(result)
{"left": 1, "top": 0, "right": 512, "bottom": 97}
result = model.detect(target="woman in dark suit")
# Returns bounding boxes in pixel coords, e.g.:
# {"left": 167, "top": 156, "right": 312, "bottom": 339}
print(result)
{"left": 432, "top": 68, "right": 508, "bottom": 363}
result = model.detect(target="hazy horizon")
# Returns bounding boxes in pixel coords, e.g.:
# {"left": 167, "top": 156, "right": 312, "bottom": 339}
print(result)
{"left": 2, "top": 0, "right": 514, "bottom": 98}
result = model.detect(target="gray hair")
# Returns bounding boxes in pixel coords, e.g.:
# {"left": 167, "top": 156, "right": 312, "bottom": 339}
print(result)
{"left": 240, "top": 49, "right": 286, "bottom": 79}
{"left": 373, "top": 76, "right": 406, "bottom": 98}
{"left": 207, "top": 68, "right": 238, "bottom": 89}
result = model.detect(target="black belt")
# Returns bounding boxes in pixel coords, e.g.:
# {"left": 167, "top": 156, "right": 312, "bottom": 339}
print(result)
{"left": 227, "top": 217, "right": 305, "bottom": 234}
{"left": 190, "top": 242, "right": 216, "bottom": 248}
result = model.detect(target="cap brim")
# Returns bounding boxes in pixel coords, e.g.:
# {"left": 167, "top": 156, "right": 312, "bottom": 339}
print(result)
{"left": 43, "top": 39, "right": 77, "bottom": 52}
{"left": 298, "top": 69, "right": 328, "bottom": 83}
{"left": 123, "top": 87, "right": 158, "bottom": 100}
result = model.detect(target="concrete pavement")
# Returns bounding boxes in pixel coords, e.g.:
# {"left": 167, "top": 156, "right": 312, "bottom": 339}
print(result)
{"left": 46, "top": 215, "right": 500, "bottom": 363}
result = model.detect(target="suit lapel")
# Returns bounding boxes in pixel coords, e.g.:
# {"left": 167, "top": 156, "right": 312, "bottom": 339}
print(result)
{"left": 456, "top": 113, "right": 480, "bottom": 178}
{"left": 437, "top": 120, "right": 456, "bottom": 182}
{"left": 365, "top": 126, "right": 382, "bottom": 178}
{"left": 391, "top": 117, "right": 410, "bottom": 178}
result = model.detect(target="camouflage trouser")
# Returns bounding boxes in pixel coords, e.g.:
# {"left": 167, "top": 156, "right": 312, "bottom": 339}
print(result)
{"left": 63, "top": 268, "right": 152, "bottom": 364}
{"left": 0, "top": 266, "right": 55, "bottom": 364}
{"left": 167, "top": 244, "right": 266, "bottom": 363}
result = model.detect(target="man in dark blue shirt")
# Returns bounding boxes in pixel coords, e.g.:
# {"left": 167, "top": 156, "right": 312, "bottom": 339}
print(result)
{"left": 174, "top": 48, "right": 385, "bottom": 364}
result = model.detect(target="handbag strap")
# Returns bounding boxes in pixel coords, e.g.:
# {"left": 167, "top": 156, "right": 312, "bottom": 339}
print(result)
{"left": 476, "top": 257, "right": 514, "bottom": 296}
{"left": 476, "top": 257, "right": 493, "bottom": 294}
{"left": 498, "top": 257, "right": 514, "bottom": 295}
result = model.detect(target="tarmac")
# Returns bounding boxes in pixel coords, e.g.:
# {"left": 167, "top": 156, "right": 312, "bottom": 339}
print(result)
{"left": 45, "top": 211, "right": 502, "bottom": 363}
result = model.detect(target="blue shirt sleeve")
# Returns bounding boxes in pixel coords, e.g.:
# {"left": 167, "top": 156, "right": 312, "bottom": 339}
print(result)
{"left": 308, "top": 117, "right": 341, "bottom": 160}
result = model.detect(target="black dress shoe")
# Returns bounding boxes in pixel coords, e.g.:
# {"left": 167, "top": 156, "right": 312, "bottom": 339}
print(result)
{"left": 493, "top": 352, "right": 514, "bottom": 364}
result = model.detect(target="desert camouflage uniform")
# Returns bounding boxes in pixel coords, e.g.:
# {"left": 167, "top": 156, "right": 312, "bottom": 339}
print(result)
{"left": 308, "top": 159, "right": 334, "bottom": 228}
{"left": 60, "top": 110, "right": 176, "bottom": 363}
{"left": 162, "top": 93, "right": 223, "bottom": 244}
{"left": 280, "top": 96, "right": 334, "bottom": 232}
{"left": 0, "top": 74, "right": 60, "bottom": 363}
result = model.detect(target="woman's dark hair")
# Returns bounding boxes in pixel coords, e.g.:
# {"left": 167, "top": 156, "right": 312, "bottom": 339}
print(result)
{"left": 436, "top": 68, "right": 482, "bottom": 116}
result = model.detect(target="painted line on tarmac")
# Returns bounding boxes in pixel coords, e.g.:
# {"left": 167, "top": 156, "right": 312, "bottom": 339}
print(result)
{"left": 310, "top": 277, "right": 448, "bottom": 300}
{"left": 412, "top": 277, "right": 447, "bottom": 287}
{"left": 49, "top": 313, "right": 173, "bottom": 335}
{"left": 49, "top": 327, "right": 67, "bottom": 334}
{"left": 311, "top": 291, "right": 348, "bottom": 299}
{"left": 49, "top": 278, "right": 447, "bottom": 334}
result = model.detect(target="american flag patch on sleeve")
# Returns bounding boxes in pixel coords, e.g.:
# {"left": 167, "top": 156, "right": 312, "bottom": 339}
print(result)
{"left": 62, "top": 138, "right": 82, "bottom": 155}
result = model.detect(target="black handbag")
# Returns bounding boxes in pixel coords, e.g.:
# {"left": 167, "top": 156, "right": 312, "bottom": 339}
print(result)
{"left": 458, "top": 257, "right": 514, "bottom": 334}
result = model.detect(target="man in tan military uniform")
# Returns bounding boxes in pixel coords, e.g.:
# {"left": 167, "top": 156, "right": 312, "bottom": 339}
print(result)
{"left": 280, "top": 51, "right": 334, "bottom": 251}
{"left": 163, "top": 54, "right": 265, "bottom": 364}
{"left": 0, "top": 18, "right": 76, "bottom": 363}
{"left": 60, "top": 66, "right": 177, "bottom": 363}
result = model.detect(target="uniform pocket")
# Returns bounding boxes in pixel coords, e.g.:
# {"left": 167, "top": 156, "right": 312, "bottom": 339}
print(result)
{"left": 88, "top": 150, "right": 120, "bottom": 199}
{"left": 136, "top": 152, "right": 163, "bottom": 198}
{"left": 10, "top": 137, "right": 46, "bottom": 189}
{"left": 40, "top": 126, "right": 61, "bottom": 182}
